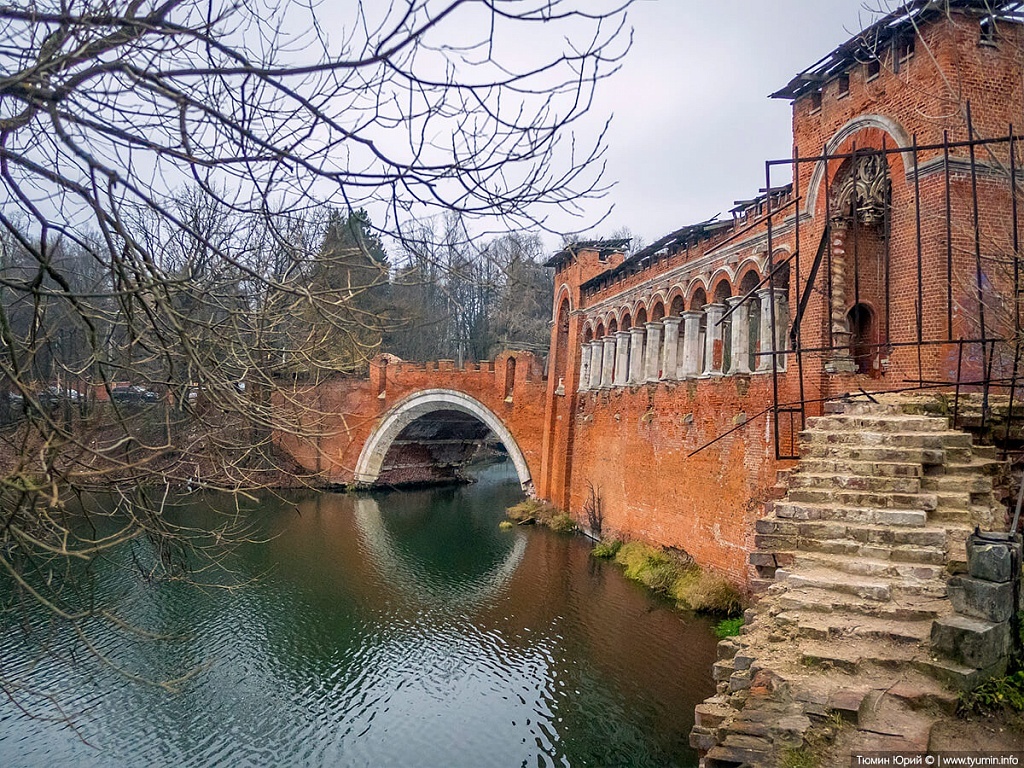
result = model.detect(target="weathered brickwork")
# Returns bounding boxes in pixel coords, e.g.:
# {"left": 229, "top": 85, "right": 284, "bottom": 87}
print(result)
{"left": 277, "top": 5, "right": 1023, "bottom": 594}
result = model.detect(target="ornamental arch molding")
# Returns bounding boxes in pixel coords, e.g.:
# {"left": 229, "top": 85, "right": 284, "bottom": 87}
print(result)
{"left": 354, "top": 389, "right": 533, "bottom": 493}
{"left": 805, "top": 114, "right": 913, "bottom": 217}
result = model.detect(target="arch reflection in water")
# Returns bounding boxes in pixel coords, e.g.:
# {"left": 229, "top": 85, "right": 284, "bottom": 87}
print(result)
{"left": 353, "top": 492, "right": 527, "bottom": 609}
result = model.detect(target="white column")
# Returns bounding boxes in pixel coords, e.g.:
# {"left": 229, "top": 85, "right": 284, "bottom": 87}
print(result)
{"left": 600, "top": 336, "right": 616, "bottom": 388}
{"left": 681, "top": 310, "right": 702, "bottom": 378}
{"left": 775, "top": 290, "right": 790, "bottom": 372}
{"left": 756, "top": 287, "right": 789, "bottom": 372}
{"left": 644, "top": 321, "right": 663, "bottom": 382}
{"left": 703, "top": 303, "right": 726, "bottom": 376}
{"left": 614, "top": 331, "right": 630, "bottom": 387}
{"left": 577, "top": 343, "right": 593, "bottom": 391}
{"left": 726, "top": 297, "right": 751, "bottom": 375}
{"left": 756, "top": 288, "right": 773, "bottom": 372}
{"left": 588, "top": 341, "right": 604, "bottom": 390}
{"left": 661, "top": 317, "right": 682, "bottom": 381}
{"left": 628, "top": 327, "right": 645, "bottom": 384}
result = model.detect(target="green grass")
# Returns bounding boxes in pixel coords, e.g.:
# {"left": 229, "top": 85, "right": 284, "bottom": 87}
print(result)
{"left": 591, "top": 539, "right": 622, "bottom": 559}
{"left": 959, "top": 671, "right": 1024, "bottom": 714}
{"left": 610, "top": 541, "right": 745, "bottom": 616}
{"left": 714, "top": 617, "right": 744, "bottom": 638}
{"left": 548, "top": 513, "right": 577, "bottom": 534}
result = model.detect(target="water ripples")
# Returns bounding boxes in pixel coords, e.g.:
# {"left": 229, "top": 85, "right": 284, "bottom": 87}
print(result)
{"left": 1, "top": 468, "right": 717, "bottom": 767}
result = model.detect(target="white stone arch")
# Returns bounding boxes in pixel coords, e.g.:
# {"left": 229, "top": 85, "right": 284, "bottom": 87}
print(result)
{"left": 354, "top": 389, "right": 533, "bottom": 493}
{"left": 805, "top": 113, "right": 914, "bottom": 216}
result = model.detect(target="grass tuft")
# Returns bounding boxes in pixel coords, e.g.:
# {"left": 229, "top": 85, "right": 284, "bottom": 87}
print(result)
{"left": 609, "top": 541, "right": 744, "bottom": 616}
{"left": 714, "top": 617, "right": 744, "bottom": 639}
{"left": 591, "top": 539, "right": 622, "bottom": 559}
{"left": 959, "top": 671, "right": 1024, "bottom": 714}
{"left": 548, "top": 513, "right": 577, "bottom": 534}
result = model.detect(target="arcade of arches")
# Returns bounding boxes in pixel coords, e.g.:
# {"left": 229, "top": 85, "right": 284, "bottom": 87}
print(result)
{"left": 576, "top": 269, "right": 790, "bottom": 391}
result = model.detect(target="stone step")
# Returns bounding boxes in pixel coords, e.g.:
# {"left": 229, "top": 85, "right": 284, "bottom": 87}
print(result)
{"left": 800, "top": 444, "right": 947, "bottom": 465}
{"left": 921, "top": 474, "right": 994, "bottom": 494}
{"left": 806, "top": 415, "right": 951, "bottom": 433}
{"left": 788, "top": 472, "right": 922, "bottom": 494}
{"left": 800, "top": 639, "right": 928, "bottom": 673}
{"left": 790, "top": 551, "right": 946, "bottom": 581}
{"left": 786, "top": 487, "right": 937, "bottom": 510}
{"left": 776, "top": 586, "right": 949, "bottom": 621}
{"left": 776, "top": 568, "right": 894, "bottom": 601}
{"left": 824, "top": 401, "right": 913, "bottom": 416}
{"left": 757, "top": 516, "right": 954, "bottom": 549}
{"left": 799, "top": 429, "right": 972, "bottom": 450}
{"left": 773, "top": 501, "right": 927, "bottom": 527}
{"left": 797, "top": 458, "right": 923, "bottom": 478}
{"left": 942, "top": 457, "right": 1004, "bottom": 476}
{"left": 775, "top": 610, "right": 933, "bottom": 645}
{"left": 778, "top": 566, "right": 948, "bottom": 601}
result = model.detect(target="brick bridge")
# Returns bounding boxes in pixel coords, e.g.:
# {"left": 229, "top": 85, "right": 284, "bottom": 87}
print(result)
{"left": 275, "top": 351, "right": 552, "bottom": 493}
{"left": 276, "top": 3, "right": 1024, "bottom": 591}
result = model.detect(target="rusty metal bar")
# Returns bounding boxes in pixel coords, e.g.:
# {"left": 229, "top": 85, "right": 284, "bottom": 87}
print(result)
{"left": 944, "top": 130, "right": 954, "bottom": 342}
{"left": 794, "top": 145, "right": 806, "bottom": 435}
{"left": 967, "top": 102, "right": 990, "bottom": 423}
{"left": 921, "top": 136, "right": 929, "bottom": 387}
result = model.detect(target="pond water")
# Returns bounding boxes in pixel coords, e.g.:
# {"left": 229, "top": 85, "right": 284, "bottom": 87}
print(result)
{"left": 0, "top": 463, "right": 718, "bottom": 767}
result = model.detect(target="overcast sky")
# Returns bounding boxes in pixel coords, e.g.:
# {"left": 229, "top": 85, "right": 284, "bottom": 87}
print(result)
{"left": 563, "top": 1, "right": 883, "bottom": 250}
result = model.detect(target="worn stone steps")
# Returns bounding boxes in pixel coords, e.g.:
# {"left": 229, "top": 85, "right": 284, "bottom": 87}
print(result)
{"left": 806, "top": 415, "right": 951, "bottom": 432}
{"left": 776, "top": 610, "right": 934, "bottom": 645}
{"left": 800, "top": 639, "right": 931, "bottom": 674}
{"left": 799, "top": 429, "right": 973, "bottom": 450}
{"left": 777, "top": 566, "right": 947, "bottom": 601}
{"left": 797, "top": 458, "right": 923, "bottom": 478}
{"left": 921, "top": 473, "right": 994, "bottom": 494}
{"left": 800, "top": 444, "right": 951, "bottom": 464}
{"left": 776, "top": 586, "right": 949, "bottom": 621}
{"left": 788, "top": 471, "right": 922, "bottom": 494}
{"left": 786, "top": 487, "right": 937, "bottom": 510}
{"left": 773, "top": 501, "right": 928, "bottom": 527}
{"left": 789, "top": 551, "right": 946, "bottom": 581}
{"left": 756, "top": 516, "right": 957, "bottom": 550}
{"left": 942, "top": 457, "right": 1003, "bottom": 476}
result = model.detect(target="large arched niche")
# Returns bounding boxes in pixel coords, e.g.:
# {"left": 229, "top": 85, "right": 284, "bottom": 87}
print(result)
{"left": 804, "top": 114, "right": 913, "bottom": 217}
{"left": 353, "top": 389, "right": 533, "bottom": 493}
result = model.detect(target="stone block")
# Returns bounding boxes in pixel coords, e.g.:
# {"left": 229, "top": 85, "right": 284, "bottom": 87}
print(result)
{"left": 948, "top": 576, "right": 1015, "bottom": 623}
{"left": 695, "top": 702, "right": 733, "bottom": 729}
{"left": 733, "top": 653, "right": 755, "bottom": 671}
{"left": 967, "top": 535, "right": 1021, "bottom": 583}
{"left": 729, "top": 669, "right": 752, "bottom": 692}
{"left": 712, "top": 660, "right": 736, "bottom": 682}
{"left": 930, "top": 615, "right": 1012, "bottom": 670}
{"left": 716, "top": 638, "right": 739, "bottom": 661}
{"left": 689, "top": 725, "right": 718, "bottom": 752}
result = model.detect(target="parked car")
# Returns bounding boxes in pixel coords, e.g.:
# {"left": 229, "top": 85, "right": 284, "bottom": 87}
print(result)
{"left": 38, "top": 386, "right": 82, "bottom": 406}
{"left": 111, "top": 385, "right": 159, "bottom": 403}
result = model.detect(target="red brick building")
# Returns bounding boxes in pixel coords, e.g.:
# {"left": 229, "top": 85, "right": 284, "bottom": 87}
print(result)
{"left": 537, "top": 1, "right": 1024, "bottom": 584}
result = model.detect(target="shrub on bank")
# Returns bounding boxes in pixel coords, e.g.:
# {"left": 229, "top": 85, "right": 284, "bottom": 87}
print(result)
{"left": 591, "top": 539, "right": 622, "bottom": 559}
{"left": 608, "top": 541, "right": 744, "bottom": 617}
{"left": 505, "top": 500, "right": 576, "bottom": 534}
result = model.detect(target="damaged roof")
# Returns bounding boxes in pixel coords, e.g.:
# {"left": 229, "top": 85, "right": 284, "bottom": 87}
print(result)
{"left": 544, "top": 238, "right": 632, "bottom": 269}
{"left": 579, "top": 218, "right": 731, "bottom": 294}
{"left": 771, "top": 0, "right": 1024, "bottom": 101}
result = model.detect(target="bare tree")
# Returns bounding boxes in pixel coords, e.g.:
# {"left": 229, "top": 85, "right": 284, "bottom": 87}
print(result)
{"left": 0, "top": 0, "right": 634, "bottom": 714}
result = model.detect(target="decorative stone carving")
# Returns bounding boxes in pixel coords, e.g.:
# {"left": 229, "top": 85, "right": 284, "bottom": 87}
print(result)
{"left": 831, "top": 152, "right": 890, "bottom": 227}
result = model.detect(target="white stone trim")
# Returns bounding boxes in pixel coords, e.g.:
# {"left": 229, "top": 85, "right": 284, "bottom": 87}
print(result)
{"left": 354, "top": 389, "right": 533, "bottom": 492}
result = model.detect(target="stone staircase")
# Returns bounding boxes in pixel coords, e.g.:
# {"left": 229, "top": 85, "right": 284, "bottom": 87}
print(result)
{"left": 691, "top": 396, "right": 1010, "bottom": 767}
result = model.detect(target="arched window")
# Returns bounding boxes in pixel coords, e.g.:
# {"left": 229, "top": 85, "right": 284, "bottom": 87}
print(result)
{"left": 848, "top": 303, "right": 876, "bottom": 376}
{"left": 504, "top": 356, "right": 517, "bottom": 400}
